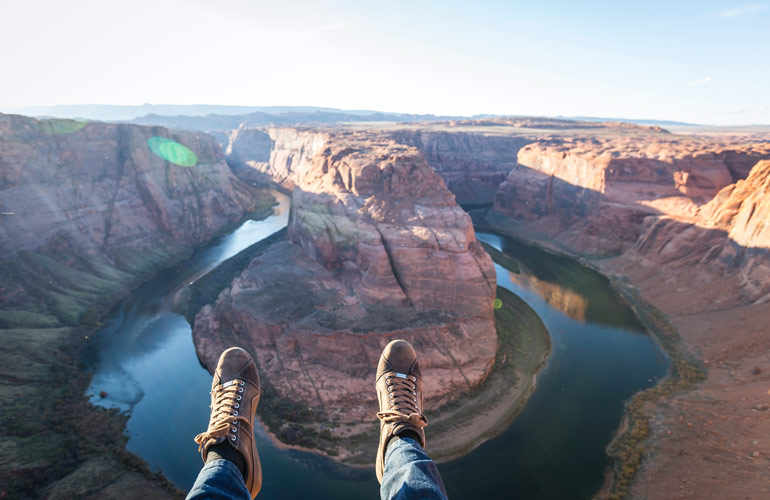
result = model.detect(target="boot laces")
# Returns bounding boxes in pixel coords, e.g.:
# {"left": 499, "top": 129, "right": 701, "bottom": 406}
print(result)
{"left": 376, "top": 372, "right": 428, "bottom": 429}
{"left": 194, "top": 379, "right": 250, "bottom": 451}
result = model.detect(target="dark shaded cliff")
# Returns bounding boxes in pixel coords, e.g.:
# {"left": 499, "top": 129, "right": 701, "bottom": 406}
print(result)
{"left": 0, "top": 113, "right": 272, "bottom": 498}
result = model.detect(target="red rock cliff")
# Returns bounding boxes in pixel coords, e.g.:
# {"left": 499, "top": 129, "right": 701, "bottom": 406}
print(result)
{"left": 0, "top": 113, "right": 264, "bottom": 326}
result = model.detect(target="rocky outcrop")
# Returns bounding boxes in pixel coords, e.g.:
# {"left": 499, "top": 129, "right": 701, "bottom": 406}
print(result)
{"left": 494, "top": 136, "right": 770, "bottom": 257}
{"left": 0, "top": 112, "right": 269, "bottom": 499}
{"left": 287, "top": 134, "right": 496, "bottom": 315}
{"left": 0, "top": 113, "right": 266, "bottom": 327}
{"left": 475, "top": 126, "right": 770, "bottom": 498}
{"left": 193, "top": 132, "right": 497, "bottom": 459}
{"left": 625, "top": 159, "right": 770, "bottom": 302}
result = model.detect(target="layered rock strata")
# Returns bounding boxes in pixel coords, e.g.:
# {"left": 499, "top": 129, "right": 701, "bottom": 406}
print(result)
{"left": 484, "top": 129, "right": 770, "bottom": 499}
{"left": 0, "top": 113, "right": 265, "bottom": 327}
{"left": 388, "top": 130, "right": 532, "bottom": 205}
{"left": 193, "top": 133, "right": 497, "bottom": 457}
{"left": 224, "top": 127, "right": 329, "bottom": 189}
{"left": 0, "top": 113, "right": 267, "bottom": 498}
{"left": 494, "top": 136, "right": 770, "bottom": 258}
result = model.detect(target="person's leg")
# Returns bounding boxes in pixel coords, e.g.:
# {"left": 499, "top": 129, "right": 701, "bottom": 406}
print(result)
{"left": 187, "top": 459, "right": 251, "bottom": 500}
{"left": 374, "top": 340, "right": 448, "bottom": 500}
{"left": 186, "top": 347, "right": 263, "bottom": 500}
{"left": 380, "top": 436, "right": 448, "bottom": 500}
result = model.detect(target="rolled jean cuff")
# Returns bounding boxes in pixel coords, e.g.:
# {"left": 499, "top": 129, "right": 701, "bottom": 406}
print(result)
{"left": 186, "top": 458, "right": 250, "bottom": 500}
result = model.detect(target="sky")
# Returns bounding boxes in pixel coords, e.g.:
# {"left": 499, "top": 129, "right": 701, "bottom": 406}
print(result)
{"left": 0, "top": 0, "right": 768, "bottom": 125}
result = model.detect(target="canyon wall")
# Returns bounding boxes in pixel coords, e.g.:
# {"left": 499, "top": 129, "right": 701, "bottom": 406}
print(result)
{"left": 193, "top": 131, "right": 497, "bottom": 459}
{"left": 482, "top": 130, "right": 770, "bottom": 499}
{"left": 225, "top": 126, "right": 532, "bottom": 205}
{"left": 0, "top": 113, "right": 272, "bottom": 498}
{"left": 0, "top": 113, "right": 266, "bottom": 328}
{"left": 388, "top": 130, "right": 533, "bottom": 205}
{"left": 494, "top": 136, "right": 770, "bottom": 262}
{"left": 224, "top": 127, "right": 329, "bottom": 189}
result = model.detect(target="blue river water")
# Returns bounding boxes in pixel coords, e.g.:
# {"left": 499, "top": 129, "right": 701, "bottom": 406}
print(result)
{"left": 84, "top": 196, "right": 669, "bottom": 499}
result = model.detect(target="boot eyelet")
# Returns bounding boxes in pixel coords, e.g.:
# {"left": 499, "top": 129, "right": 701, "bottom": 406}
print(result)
{"left": 239, "top": 381, "right": 244, "bottom": 386}
{"left": 239, "top": 387, "right": 243, "bottom": 393}
{"left": 237, "top": 395, "right": 241, "bottom": 400}
{"left": 235, "top": 403, "right": 240, "bottom": 408}
{"left": 230, "top": 435, "right": 236, "bottom": 441}
{"left": 233, "top": 410, "right": 238, "bottom": 416}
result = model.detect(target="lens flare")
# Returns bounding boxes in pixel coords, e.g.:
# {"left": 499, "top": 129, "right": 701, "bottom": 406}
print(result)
{"left": 37, "top": 119, "right": 87, "bottom": 135}
{"left": 147, "top": 137, "right": 197, "bottom": 167}
{"left": 493, "top": 298, "right": 503, "bottom": 309}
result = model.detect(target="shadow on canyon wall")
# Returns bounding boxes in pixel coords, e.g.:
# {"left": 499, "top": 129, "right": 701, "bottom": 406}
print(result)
{"left": 491, "top": 162, "right": 770, "bottom": 303}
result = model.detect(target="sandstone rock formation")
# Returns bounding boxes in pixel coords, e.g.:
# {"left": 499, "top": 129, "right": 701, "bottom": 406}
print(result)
{"left": 476, "top": 126, "right": 770, "bottom": 499}
{"left": 0, "top": 112, "right": 270, "bottom": 499}
{"left": 0, "top": 112, "right": 265, "bottom": 327}
{"left": 193, "top": 132, "right": 497, "bottom": 460}
{"left": 494, "top": 136, "right": 770, "bottom": 258}
{"left": 388, "top": 130, "right": 531, "bottom": 205}
{"left": 224, "top": 127, "right": 329, "bottom": 189}
{"left": 625, "top": 159, "right": 770, "bottom": 302}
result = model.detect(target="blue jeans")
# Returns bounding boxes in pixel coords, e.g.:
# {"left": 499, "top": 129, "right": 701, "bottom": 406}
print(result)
{"left": 186, "top": 437, "right": 447, "bottom": 500}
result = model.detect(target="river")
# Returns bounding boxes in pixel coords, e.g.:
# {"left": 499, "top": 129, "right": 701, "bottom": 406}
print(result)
{"left": 84, "top": 193, "right": 669, "bottom": 499}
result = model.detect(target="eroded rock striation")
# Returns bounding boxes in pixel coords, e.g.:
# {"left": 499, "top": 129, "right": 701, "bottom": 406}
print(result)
{"left": 0, "top": 113, "right": 266, "bottom": 327}
{"left": 388, "top": 130, "right": 532, "bottom": 205}
{"left": 480, "top": 128, "right": 770, "bottom": 499}
{"left": 193, "top": 132, "right": 497, "bottom": 460}
{"left": 494, "top": 136, "right": 770, "bottom": 258}
{"left": 0, "top": 113, "right": 273, "bottom": 498}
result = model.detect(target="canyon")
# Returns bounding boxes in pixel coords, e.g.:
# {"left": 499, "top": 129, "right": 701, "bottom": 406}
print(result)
{"left": 221, "top": 118, "right": 770, "bottom": 498}
{"left": 3, "top": 110, "right": 769, "bottom": 498}
{"left": 0, "top": 113, "right": 273, "bottom": 498}
{"left": 191, "top": 131, "right": 502, "bottom": 461}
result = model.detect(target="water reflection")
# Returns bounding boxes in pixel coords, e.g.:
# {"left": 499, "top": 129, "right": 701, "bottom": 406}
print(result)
{"left": 478, "top": 233, "right": 643, "bottom": 330}
{"left": 438, "top": 233, "right": 668, "bottom": 499}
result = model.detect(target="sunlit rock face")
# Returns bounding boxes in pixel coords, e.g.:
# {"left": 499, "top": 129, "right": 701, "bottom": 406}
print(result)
{"left": 494, "top": 136, "right": 770, "bottom": 256}
{"left": 0, "top": 113, "right": 262, "bottom": 325}
{"left": 287, "top": 133, "right": 497, "bottom": 316}
{"left": 627, "top": 159, "right": 770, "bottom": 302}
{"left": 194, "top": 131, "right": 497, "bottom": 432}
{"left": 492, "top": 134, "right": 770, "bottom": 302}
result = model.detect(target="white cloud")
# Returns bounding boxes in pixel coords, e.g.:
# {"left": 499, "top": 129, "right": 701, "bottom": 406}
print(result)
{"left": 718, "top": 3, "right": 766, "bottom": 19}
{"left": 689, "top": 76, "right": 712, "bottom": 86}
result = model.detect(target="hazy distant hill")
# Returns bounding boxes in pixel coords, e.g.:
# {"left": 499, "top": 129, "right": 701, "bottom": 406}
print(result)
{"left": 565, "top": 116, "right": 701, "bottom": 127}
{"left": 0, "top": 104, "right": 718, "bottom": 131}
{"left": 129, "top": 110, "right": 467, "bottom": 131}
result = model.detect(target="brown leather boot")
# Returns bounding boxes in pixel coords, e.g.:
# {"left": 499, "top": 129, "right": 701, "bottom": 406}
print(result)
{"left": 375, "top": 339, "right": 428, "bottom": 483}
{"left": 194, "top": 347, "right": 262, "bottom": 498}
